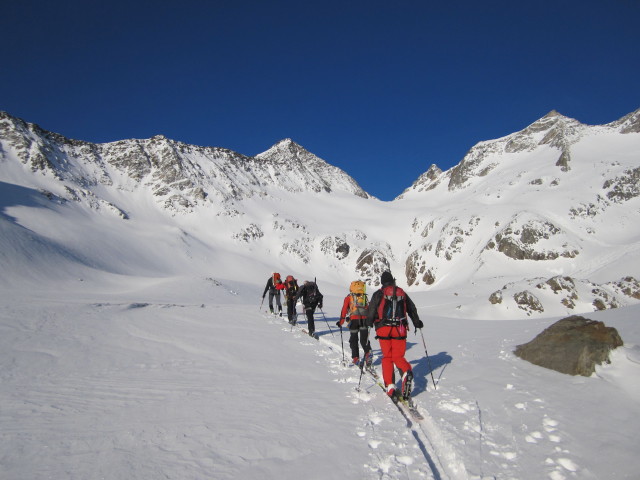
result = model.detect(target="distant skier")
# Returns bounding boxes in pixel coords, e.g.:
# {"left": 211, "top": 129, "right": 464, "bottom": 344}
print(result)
{"left": 366, "top": 271, "right": 423, "bottom": 401}
{"left": 262, "top": 273, "right": 284, "bottom": 315}
{"left": 294, "top": 280, "right": 323, "bottom": 337}
{"left": 336, "top": 280, "right": 372, "bottom": 366}
{"left": 282, "top": 275, "right": 299, "bottom": 324}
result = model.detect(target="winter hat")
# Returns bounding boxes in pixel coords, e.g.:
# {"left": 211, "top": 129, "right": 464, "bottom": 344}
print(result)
{"left": 380, "top": 271, "right": 394, "bottom": 285}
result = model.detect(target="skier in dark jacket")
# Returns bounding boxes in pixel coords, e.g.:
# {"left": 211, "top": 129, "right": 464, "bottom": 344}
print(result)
{"left": 366, "top": 271, "right": 423, "bottom": 401}
{"left": 294, "top": 280, "right": 323, "bottom": 337}
{"left": 282, "top": 275, "right": 299, "bottom": 324}
{"left": 262, "top": 273, "right": 284, "bottom": 315}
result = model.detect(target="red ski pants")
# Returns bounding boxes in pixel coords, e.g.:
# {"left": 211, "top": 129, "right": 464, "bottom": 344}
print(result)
{"left": 377, "top": 325, "right": 412, "bottom": 387}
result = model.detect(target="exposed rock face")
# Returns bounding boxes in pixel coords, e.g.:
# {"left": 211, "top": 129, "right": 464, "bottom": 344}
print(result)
{"left": 608, "top": 108, "right": 640, "bottom": 134}
{"left": 255, "top": 139, "right": 369, "bottom": 198}
{"left": 355, "top": 247, "right": 391, "bottom": 287}
{"left": 537, "top": 276, "right": 579, "bottom": 309}
{"left": 396, "top": 164, "right": 443, "bottom": 198}
{"left": 514, "top": 316, "right": 623, "bottom": 376}
{"left": 555, "top": 150, "right": 571, "bottom": 172}
{"left": 0, "top": 113, "right": 370, "bottom": 213}
{"left": 491, "top": 275, "right": 640, "bottom": 315}
{"left": 448, "top": 144, "right": 500, "bottom": 191}
{"left": 232, "top": 223, "right": 264, "bottom": 242}
{"left": 513, "top": 290, "right": 544, "bottom": 315}
{"left": 613, "top": 276, "right": 640, "bottom": 299}
{"left": 485, "top": 214, "right": 579, "bottom": 261}
{"left": 320, "top": 235, "right": 350, "bottom": 260}
{"left": 405, "top": 249, "right": 435, "bottom": 285}
{"left": 603, "top": 167, "right": 640, "bottom": 203}
{"left": 488, "top": 290, "right": 503, "bottom": 304}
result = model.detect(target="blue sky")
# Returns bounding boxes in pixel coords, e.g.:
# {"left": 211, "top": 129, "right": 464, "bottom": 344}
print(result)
{"left": 2, "top": 1, "right": 639, "bottom": 200}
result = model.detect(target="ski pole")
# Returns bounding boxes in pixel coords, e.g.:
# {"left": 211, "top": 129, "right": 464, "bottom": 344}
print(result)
{"left": 356, "top": 326, "right": 374, "bottom": 392}
{"left": 339, "top": 323, "right": 345, "bottom": 365}
{"left": 356, "top": 353, "right": 366, "bottom": 391}
{"left": 319, "top": 307, "right": 334, "bottom": 336}
{"left": 259, "top": 296, "right": 264, "bottom": 312}
{"left": 419, "top": 329, "right": 437, "bottom": 390}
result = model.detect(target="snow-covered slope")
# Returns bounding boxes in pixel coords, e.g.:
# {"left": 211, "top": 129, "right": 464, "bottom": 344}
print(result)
{"left": 397, "top": 109, "right": 640, "bottom": 317}
{"left": 1, "top": 109, "right": 639, "bottom": 318}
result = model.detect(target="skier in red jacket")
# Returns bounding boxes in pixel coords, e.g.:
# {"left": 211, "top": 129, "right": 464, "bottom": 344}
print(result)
{"left": 262, "top": 272, "right": 284, "bottom": 315}
{"left": 366, "top": 271, "right": 423, "bottom": 401}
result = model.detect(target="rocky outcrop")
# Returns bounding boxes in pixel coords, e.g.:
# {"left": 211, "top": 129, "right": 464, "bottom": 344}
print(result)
{"left": 611, "top": 276, "right": 640, "bottom": 299}
{"left": 448, "top": 144, "right": 500, "bottom": 190}
{"left": 397, "top": 164, "right": 444, "bottom": 198}
{"left": 405, "top": 249, "right": 436, "bottom": 286}
{"left": 603, "top": 167, "right": 640, "bottom": 203}
{"left": 513, "top": 290, "right": 544, "bottom": 315}
{"left": 485, "top": 215, "right": 579, "bottom": 261}
{"left": 320, "top": 235, "right": 351, "bottom": 260}
{"left": 355, "top": 247, "right": 392, "bottom": 287}
{"left": 608, "top": 108, "right": 640, "bottom": 134}
{"left": 489, "top": 275, "right": 640, "bottom": 315}
{"left": 514, "top": 316, "right": 623, "bottom": 376}
{"left": 232, "top": 223, "right": 264, "bottom": 243}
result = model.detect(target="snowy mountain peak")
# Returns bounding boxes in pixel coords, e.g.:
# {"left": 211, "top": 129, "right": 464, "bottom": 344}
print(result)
{"left": 257, "top": 138, "right": 315, "bottom": 161}
{"left": 255, "top": 137, "right": 370, "bottom": 198}
{"left": 0, "top": 111, "right": 370, "bottom": 213}
{"left": 609, "top": 107, "right": 640, "bottom": 134}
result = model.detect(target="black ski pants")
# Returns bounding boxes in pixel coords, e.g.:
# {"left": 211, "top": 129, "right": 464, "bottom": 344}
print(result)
{"left": 348, "top": 320, "right": 371, "bottom": 359}
{"left": 268, "top": 291, "right": 282, "bottom": 312}
{"left": 304, "top": 303, "right": 317, "bottom": 333}
{"left": 286, "top": 298, "right": 297, "bottom": 323}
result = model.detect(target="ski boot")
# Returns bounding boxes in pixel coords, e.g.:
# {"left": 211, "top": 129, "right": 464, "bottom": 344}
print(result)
{"left": 401, "top": 370, "right": 414, "bottom": 400}
{"left": 386, "top": 384, "right": 399, "bottom": 403}
{"left": 352, "top": 356, "right": 359, "bottom": 366}
{"left": 364, "top": 351, "right": 373, "bottom": 368}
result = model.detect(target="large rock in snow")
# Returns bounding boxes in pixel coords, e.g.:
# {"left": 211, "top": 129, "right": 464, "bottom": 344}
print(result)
{"left": 514, "top": 315, "right": 623, "bottom": 376}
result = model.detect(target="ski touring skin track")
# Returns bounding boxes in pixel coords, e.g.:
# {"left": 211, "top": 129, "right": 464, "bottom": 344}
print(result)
{"left": 263, "top": 311, "right": 470, "bottom": 480}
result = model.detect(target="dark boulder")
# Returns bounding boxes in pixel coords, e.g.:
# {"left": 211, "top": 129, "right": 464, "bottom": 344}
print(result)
{"left": 514, "top": 315, "right": 623, "bottom": 376}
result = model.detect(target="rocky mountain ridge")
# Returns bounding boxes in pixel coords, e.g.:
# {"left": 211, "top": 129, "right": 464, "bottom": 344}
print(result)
{"left": 1, "top": 108, "right": 639, "bottom": 318}
{"left": 0, "top": 112, "right": 368, "bottom": 213}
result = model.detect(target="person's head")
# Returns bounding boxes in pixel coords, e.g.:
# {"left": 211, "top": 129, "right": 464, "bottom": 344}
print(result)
{"left": 380, "top": 271, "right": 395, "bottom": 285}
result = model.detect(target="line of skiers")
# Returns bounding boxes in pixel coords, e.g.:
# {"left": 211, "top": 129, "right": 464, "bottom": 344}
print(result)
{"left": 262, "top": 270, "right": 424, "bottom": 401}
{"left": 262, "top": 273, "right": 324, "bottom": 334}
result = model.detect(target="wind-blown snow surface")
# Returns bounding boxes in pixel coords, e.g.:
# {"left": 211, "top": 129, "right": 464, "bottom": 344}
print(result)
{"left": 1, "top": 272, "right": 639, "bottom": 480}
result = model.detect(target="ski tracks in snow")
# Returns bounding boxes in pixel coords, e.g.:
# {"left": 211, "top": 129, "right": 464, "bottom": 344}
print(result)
{"left": 264, "top": 312, "right": 469, "bottom": 480}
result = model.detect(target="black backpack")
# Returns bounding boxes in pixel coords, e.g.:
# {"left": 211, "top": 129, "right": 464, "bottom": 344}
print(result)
{"left": 305, "top": 282, "right": 319, "bottom": 303}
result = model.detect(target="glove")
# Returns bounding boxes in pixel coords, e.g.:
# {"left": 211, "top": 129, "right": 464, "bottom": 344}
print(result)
{"left": 336, "top": 320, "right": 341, "bottom": 327}
{"left": 414, "top": 319, "right": 424, "bottom": 329}
{"left": 318, "top": 303, "right": 323, "bottom": 310}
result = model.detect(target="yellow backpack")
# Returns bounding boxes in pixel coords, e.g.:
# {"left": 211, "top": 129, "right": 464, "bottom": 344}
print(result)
{"left": 348, "top": 281, "right": 368, "bottom": 317}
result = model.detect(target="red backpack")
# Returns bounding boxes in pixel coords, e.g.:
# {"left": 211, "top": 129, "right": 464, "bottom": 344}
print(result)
{"left": 377, "top": 285, "right": 407, "bottom": 320}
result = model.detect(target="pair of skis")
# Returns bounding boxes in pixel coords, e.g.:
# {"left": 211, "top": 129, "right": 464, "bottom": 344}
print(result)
{"left": 290, "top": 311, "right": 423, "bottom": 420}
{"left": 361, "top": 363, "right": 424, "bottom": 421}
